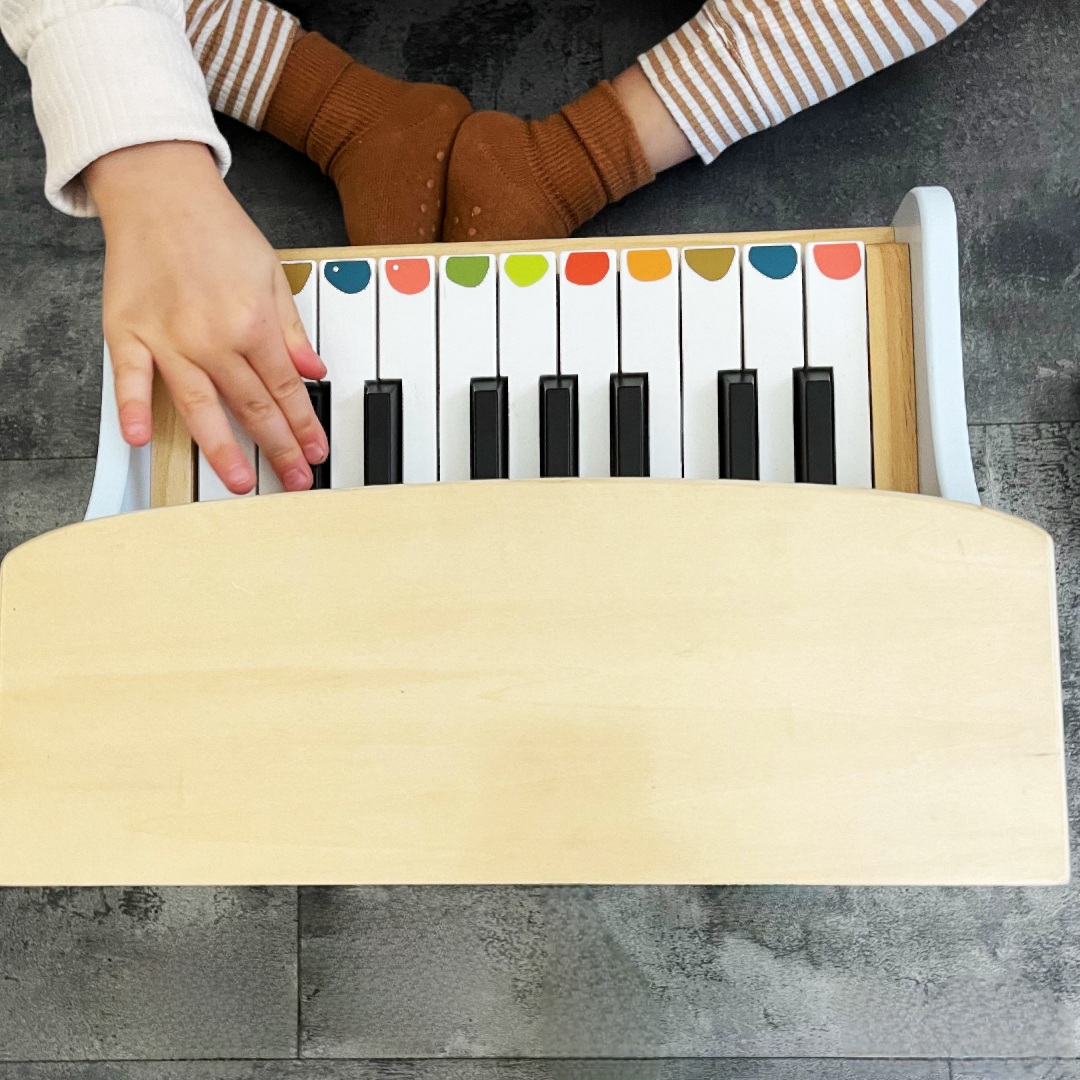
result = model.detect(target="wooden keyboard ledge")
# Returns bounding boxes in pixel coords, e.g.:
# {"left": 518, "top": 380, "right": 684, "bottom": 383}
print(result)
{"left": 0, "top": 480, "right": 1067, "bottom": 886}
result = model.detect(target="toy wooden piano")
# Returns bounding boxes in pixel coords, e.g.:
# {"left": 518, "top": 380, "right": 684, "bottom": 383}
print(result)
{"left": 0, "top": 188, "right": 1067, "bottom": 886}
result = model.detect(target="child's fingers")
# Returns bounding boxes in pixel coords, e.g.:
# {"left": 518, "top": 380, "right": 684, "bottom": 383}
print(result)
{"left": 157, "top": 356, "right": 259, "bottom": 495}
{"left": 274, "top": 270, "right": 326, "bottom": 381}
{"left": 212, "top": 359, "right": 315, "bottom": 491}
{"left": 244, "top": 327, "right": 329, "bottom": 467}
{"left": 109, "top": 337, "right": 154, "bottom": 447}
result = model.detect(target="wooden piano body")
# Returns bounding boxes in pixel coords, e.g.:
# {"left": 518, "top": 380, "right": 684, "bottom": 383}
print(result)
{"left": 0, "top": 188, "right": 1068, "bottom": 886}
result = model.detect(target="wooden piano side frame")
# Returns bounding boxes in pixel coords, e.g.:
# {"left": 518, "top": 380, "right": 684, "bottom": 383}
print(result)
{"left": 149, "top": 227, "right": 918, "bottom": 506}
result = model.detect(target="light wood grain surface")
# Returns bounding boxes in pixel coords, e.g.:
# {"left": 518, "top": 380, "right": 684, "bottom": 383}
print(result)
{"left": 0, "top": 481, "right": 1066, "bottom": 886}
{"left": 867, "top": 243, "right": 919, "bottom": 493}
{"left": 150, "top": 369, "right": 195, "bottom": 507}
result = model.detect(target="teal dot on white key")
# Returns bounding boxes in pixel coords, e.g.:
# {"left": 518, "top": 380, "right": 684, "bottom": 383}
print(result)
{"left": 747, "top": 244, "right": 798, "bottom": 280}
{"left": 324, "top": 260, "right": 372, "bottom": 294}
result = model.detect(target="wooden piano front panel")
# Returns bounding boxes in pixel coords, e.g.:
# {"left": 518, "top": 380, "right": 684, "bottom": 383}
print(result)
{"left": 0, "top": 480, "right": 1065, "bottom": 885}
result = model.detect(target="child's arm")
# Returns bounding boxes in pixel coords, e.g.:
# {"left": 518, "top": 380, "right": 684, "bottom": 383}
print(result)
{"left": 637, "top": 0, "right": 987, "bottom": 165}
{"left": 3, "top": 0, "right": 328, "bottom": 492}
{"left": 0, "top": 0, "right": 229, "bottom": 214}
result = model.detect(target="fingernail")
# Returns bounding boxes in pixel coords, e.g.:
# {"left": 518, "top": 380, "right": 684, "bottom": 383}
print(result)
{"left": 228, "top": 467, "right": 254, "bottom": 491}
{"left": 305, "top": 439, "right": 328, "bottom": 464}
{"left": 285, "top": 466, "right": 312, "bottom": 491}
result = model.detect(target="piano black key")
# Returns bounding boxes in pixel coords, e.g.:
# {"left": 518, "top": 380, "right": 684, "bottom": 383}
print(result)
{"left": 539, "top": 375, "right": 579, "bottom": 478}
{"left": 306, "top": 381, "right": 331, "bottom": 490}
{"left": 718, "top": 370, "right": 759, "bottom": 480}
{"left": 610, "top": 373, "right": 649, "bottom": 478}
{"left": 470, "top": 376, "right": 509, "bottom": 480}
{"left": 364, "top": 380, "right": 403, "bottom": 486}
{"left": 794, "top": 367, "right": 837, "bottom": 485}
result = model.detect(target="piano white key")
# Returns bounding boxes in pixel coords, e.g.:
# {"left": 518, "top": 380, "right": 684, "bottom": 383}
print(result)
{"left": 260, "top": 260, "right": 318, "bottom": 494}
{"left": 498, "top": 252, "right": 557, "bottom": 479}
{"left": 742, "top": 243, "right": 804, "bottom": 483}
{"left": 319, "top": 258, "right": 376, "bottom": 489}
{"left": 439, "top": 255, "right": 497, "bottom": 482}
{"left": 379, "top": 255, "right": 437, "bottom": 484}
{"left": 559, "top": 249, "right": 618, "bottom": 477}
{"left": 619, "top": 247, "right": 682, "bottom": 478}
{"left": 681, "top": 246, "right": 742, "bottom": 480}
{"left": 283, "top": 260, "right": 318, "bottom": 345}
{"left": 198, "top": 413, "right": 256, "bottom": 501}
{"left": 805, "top": 241, "right": 872, "bottom": 488}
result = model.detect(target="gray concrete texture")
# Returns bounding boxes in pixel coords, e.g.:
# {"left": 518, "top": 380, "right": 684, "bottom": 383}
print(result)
{"left": 0, "top": 1063, "right": 957, "bottom": 1080}
{"left": 0, "top": 0, "right": 1078, "bottom": 1069}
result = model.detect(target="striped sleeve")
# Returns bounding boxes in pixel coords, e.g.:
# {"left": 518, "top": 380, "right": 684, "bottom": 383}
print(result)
{"left": 639, "top": 0, "right": 986, "bottom": 163}
{"left": 185, "top": 0, "right": 299, "bottom": 129}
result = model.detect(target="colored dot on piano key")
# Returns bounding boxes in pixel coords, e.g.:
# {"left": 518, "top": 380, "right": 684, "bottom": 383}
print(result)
{"left": 282, "top": 262, "right": 312, "bottom": 295}
{"left": 385, "top": 258, "right": 432, "bottom": 295}
{"left": 564, "top": 251, "right": 610, "bottom": 286}
{"left": 813, "top": 242, "right": 863, "bottom": 281}
{"left": 626, "top": 248, "right": 673, "bottom": 282}
{"left": 445, "top": 256, "right": 491, "bottom": 288}
{"left": 323, "top": 260, "right": 372, "bottom": 294}
{"left": 747, "top": 244, "right": 798, "bottom": 281}
{"left": 503, "top": 254, "right": 550, "bottom": 288}
{"left": 684, "top": 247, "right": 736, "bottom": 282}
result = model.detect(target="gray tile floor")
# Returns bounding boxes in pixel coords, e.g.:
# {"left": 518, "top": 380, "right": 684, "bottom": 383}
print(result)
{"left": 1, "top": 0, "right": 1078, "bottom": 1069}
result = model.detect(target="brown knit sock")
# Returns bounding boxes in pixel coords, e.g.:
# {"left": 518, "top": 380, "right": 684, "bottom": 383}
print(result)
{"left": 262, "top": 32, "right": 472, "bottom": 245}
{"left": 442, "top": 81, "right": 654, "bottom": 243}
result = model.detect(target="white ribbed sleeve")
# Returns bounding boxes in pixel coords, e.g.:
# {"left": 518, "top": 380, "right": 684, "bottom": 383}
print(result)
{"left": 2, "top": 0, "right": 231, "bottom": 215}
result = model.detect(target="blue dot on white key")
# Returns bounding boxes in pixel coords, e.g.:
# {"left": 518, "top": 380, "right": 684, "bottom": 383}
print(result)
{"left": 748, "top": 245, "right": 798, "bottom": 280}
{"left": 324, "top": 260, "right": 372, "bottom": 294}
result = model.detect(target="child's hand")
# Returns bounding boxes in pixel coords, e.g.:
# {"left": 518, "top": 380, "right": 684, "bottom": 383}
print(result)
{"left": 85, "top": 141, "right": 328, "bottom": 494}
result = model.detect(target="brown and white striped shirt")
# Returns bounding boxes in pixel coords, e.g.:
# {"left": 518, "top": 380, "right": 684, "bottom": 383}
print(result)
{"left": 184, "top": 0, "right": 298, "bottom": 130}
{"left": 640, "top": 0, "right": 985, "bottom": 161}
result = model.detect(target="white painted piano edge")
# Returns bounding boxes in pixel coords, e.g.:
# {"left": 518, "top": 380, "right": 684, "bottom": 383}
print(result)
{"left": 83, "top": 187, "right": 982, "bottom": 520}
{"left": 892, "top": 186, "right": 980, "bottom": 505}
{"left": 85, "top": 346, "right": 149, "bottom": 520}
